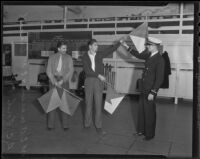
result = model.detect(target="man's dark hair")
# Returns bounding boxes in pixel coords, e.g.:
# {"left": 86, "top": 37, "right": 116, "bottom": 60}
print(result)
{"left": 88, "top": 39, "right": 97, "bottom": 46}
{"left": 57, "top": 41, "right": 67, "bottom": 48}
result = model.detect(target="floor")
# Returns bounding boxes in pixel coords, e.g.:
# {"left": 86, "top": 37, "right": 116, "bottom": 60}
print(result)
{"left": 2, "top": 86, "right": 192, "bottom": 158}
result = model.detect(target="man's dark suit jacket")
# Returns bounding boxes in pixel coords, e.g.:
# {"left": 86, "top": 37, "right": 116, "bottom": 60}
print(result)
{"left": 82, "top": 42, "right": 120, "bottom": 78}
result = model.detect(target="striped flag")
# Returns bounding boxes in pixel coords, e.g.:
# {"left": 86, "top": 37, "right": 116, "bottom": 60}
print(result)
{"left": 59, "top": 89, "right": 82, "bottom": 116}
{"left": 38, "top": 86, "right": 82, "bottom": 115}
{"left": 128, "top": 22, "right": 148, "bottom": 53}
{"left": 38, "top": 88, "right": 62, "bottom": 113}
{"left": 115, "top": 22, "right": 148, "bottom": 57}
{"left": 104, "top": 84, "right": 125, "bottom": 115}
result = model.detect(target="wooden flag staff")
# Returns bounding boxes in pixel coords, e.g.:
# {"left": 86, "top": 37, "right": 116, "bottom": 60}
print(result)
{"left": 56, "top": 86, "right": 83, "bottom": 101}
{"left": 104, "top": 81, "right": 113, "bottom": 88}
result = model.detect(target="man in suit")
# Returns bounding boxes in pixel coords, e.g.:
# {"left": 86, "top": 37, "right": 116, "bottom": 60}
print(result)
{"left": 120, "top": 37, "right": 165, "bottom": 140}
{"left": 82, "top": 39, "right": 120, "bottom": 135}
{"left": 46, "top": 41, "right": 74, "bottom": 131}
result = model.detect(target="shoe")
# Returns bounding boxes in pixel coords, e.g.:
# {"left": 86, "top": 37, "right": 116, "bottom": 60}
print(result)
{"left": 133, "top": 132, "right": 143, "bottom": 136}
{"left": 96, "top": 128, "right": 106, "bottom": 135}
{"left": 84, "top": 126, "right": 90, "bottom": 129}
{"left": 143, "top": 136, "right": 154, "bottom": 141}
{"left": 63, "top": 128, "right": 69, "bottom": 131}
{"left": 47, "top": 127, "right": 54, "bottom": 131}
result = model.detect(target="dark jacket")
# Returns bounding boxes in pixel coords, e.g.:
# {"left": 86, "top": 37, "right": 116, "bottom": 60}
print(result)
{"left": 160, "top": 51, "right": 171, "bottom": 88}
{"left": 82, "top": 42, "right": 120, "bottom": 78}
{"left": 128, "top": 48, "right": 165, "bottom": 94}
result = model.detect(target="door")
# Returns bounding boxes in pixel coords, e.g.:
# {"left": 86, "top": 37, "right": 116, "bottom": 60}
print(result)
{"left": 12, "top": 43, "right": 29, "bottom": 88}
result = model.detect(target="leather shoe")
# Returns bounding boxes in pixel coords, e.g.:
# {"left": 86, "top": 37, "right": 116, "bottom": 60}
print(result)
{"left": 133, "top": 132, "right": 143, "bottom": 136}
{"left": 47, "top": 127, "right": 54, "bottom": 131}
{"left": 84, "top": 126, "right": 90, "bottom": 129}
{"left": 143, "top": 136, "right": 154, "bottom": 141}
{"left": 63, "top": 128, "right": 69, "bottom": 131}
{"left": 96, "top": 128, "right": 106, "bottom": 135}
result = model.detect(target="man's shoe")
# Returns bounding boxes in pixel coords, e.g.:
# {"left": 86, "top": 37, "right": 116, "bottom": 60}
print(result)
{"left": 133, "top": 132, "right": 143, "bottom": 136}
{"left": 63, "top": 128, "right": 69, "bottom": 131}
{"left": 84, "top": 126, "right": 90, "bottom": 129}
{"left": 96, "top": 128, "right": 106, "bottom": 135}
{"left": 143, "top": 136, "right": 154, "bottom": 141}
{"left": 47, "top": 127, "right": 54, "bottom": 131}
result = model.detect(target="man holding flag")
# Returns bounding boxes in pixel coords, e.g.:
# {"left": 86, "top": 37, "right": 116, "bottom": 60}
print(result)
{"left": 82, "top": 39, "right": 120, "bottom": 135}
{"left": 46, "top": 41, "right": 74, "bottom": 131}
{"left": 120, "top": 22, "right": 165, "bottom": 141}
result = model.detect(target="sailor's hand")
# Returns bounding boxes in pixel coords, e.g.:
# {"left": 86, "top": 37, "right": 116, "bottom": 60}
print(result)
{"left": 120, "top": 40, "right": 129, "bottom": 49}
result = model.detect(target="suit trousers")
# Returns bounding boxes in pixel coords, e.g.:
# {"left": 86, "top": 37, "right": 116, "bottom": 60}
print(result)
{"left": 137, "top": 93, "right": 156, "bottom": 138}
{"left": 84, "top": 77, "right": 103, "bottom": 128}
{"left": 47, "top": 81, "right": 70, "bottom": 129}
{"left": 47, "top": 109, "right": 69, "bottom": 128}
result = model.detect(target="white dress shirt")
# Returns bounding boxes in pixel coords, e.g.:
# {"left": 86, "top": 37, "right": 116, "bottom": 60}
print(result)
{"left": 150, "top": 51, "right": 158, "bottom": 57}
{"left": 88, "top": 51, "right": 96, "bottom": 71}
{"left": 56, "top": 54, "right": 62, "bottom": 72}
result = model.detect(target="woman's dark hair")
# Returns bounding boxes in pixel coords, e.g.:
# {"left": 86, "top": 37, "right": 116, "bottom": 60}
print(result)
{"left": 57, "top": 41, "right": 67, "bottom": 48}
{"left": 88, "top": 39, "right": 97, "bottom": 46}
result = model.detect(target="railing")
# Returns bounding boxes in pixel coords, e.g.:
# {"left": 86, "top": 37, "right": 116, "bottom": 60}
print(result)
{"left": 3, "top": 13, "right": 193, "bottom": 25}
{"left": 103, "top": 58, "right": 193, "bottom": 104}
{"left": 3, "top": 13, "right": 194, "bottom": 36}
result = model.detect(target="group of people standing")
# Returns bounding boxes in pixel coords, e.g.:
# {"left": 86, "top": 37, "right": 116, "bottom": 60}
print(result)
{"left": 46, "top": 35, "right": 165, "bottom": 141}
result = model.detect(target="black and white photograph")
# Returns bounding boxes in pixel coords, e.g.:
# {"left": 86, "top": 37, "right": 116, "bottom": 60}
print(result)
{"left": 2, "top": 1, "right": 199, "bottom": 159}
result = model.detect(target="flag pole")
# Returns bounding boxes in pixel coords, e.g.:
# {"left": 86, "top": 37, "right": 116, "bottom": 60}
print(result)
{"left": 145, "top": 15, "right": 148, "bottom": 36}
{"left": 57, "top": 86, "right": 83, "bottom": 101}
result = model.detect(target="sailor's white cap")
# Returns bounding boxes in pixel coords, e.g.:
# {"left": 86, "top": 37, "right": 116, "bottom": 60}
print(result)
{"left": 146, "top": 36, "right": 162, "bottom": 45}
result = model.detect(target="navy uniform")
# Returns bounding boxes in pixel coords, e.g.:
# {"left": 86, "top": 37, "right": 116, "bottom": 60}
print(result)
{"left": 124, "top": 37, "right": 165, "bottom": 140}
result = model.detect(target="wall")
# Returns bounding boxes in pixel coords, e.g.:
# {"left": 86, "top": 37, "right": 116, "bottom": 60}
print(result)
{"left": 3, "top": 5, "right": 63, "bottom": 22}
{"left": 94, "top": 34, "right": 193, "bottom": 64}
{"left": 66, "top": 4, "right": 180, "bottom": 19}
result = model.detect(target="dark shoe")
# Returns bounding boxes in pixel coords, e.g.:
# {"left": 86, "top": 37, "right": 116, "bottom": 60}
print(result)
{"left": 47, "top": 127, "right": 54, "bottom": 131}
{"left": 84, "top": 126, "right": 90, "bottom": 129}
{"left": 96, "top": 128, "right": 106, "bottom": 135}
{"left": 82, "top": 126, "right": 90, "bottom": 133}
{"left": 143, "top": 136, "right": 154, "bottom": 141}
{"left": 133, "top": 132, "right": 143, "bottom": 136}
{"left": 63, "top": 128, "right": 69, "bottom": 131}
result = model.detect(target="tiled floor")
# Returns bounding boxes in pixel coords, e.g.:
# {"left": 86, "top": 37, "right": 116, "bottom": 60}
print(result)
{"left": 2, "top": 87, "right": 193, "bottom": 158}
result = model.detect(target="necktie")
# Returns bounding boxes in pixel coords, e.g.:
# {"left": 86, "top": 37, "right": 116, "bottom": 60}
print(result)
{"left": 57, "top": 54, "right": 62, "bottom": 72}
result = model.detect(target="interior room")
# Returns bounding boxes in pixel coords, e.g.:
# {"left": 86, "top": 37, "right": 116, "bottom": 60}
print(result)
{"left": 2, "top": 2, "right": 199, "bottom": 158}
